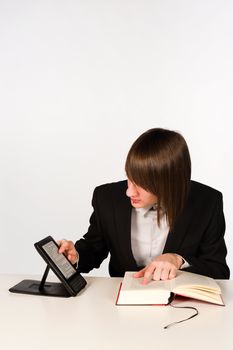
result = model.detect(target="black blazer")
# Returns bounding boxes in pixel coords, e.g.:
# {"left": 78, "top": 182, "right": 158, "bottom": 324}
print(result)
{"left": 75, "top": 180, "right": 230, "bottom": 279}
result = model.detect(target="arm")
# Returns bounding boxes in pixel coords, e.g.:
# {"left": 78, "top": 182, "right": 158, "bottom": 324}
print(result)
{"left": 74, "top": 187, "right": 109, "bottom": 273}
{"left": 181, "top": 193, "right": 230, "bottom": 279}
{"left": 58, "top": 187, "right": 109, "bottom": 273}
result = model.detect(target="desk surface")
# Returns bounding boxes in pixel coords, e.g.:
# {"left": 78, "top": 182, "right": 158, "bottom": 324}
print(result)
{"left": 1, "top": 274, "right": 232, "bottom": 350}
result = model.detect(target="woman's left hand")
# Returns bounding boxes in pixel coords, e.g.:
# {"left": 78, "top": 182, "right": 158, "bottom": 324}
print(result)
{"left": 133, "top": 253, "right": 183, "bottom": 284}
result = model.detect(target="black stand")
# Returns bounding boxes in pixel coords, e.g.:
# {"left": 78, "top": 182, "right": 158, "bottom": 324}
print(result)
{"left": 9, "top": 265, "right": 71, "bottom": 297}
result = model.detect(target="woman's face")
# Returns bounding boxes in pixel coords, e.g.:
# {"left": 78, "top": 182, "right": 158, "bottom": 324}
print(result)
{"left": 126, "top": 179, "right": 157, "bottom": 208}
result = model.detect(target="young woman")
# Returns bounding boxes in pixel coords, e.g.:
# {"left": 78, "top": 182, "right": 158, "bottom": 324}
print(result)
{"left": 59, "top": 128, "right": 230, "bottom": 282}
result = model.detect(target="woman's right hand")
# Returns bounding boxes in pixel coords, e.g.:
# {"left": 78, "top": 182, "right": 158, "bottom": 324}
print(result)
{"left": 58, "top": 239, "right": 78, "bottom": 264}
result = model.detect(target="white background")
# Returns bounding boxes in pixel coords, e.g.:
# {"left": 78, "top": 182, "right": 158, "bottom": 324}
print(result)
{"left": 0, "top": 0, "right": 232, "bottom": 276}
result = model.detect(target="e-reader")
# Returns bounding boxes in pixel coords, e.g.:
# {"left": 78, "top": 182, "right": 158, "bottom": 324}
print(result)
{"left": 9, "top": 236, "right": 87, "bottom": 297}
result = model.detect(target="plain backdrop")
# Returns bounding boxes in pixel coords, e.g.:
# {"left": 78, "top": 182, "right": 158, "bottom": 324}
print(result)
{"left": 0, "top": 0, "right": 232, "bottom": 277}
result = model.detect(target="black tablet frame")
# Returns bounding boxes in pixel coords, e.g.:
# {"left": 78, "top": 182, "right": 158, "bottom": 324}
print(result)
{"left": 9, "top": 236, "right": 86, "bottom": 297}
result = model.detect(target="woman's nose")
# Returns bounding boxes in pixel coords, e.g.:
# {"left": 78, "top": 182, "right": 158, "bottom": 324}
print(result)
{"left": 126, "top": 181, "right": 138, "bottom": 197}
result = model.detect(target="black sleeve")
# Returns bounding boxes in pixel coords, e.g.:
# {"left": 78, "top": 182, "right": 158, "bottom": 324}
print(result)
{"left": 182, "top": 194, "right": 230, "bottom": 279}
{"left": 75, "top": 187, "right": 109, "bottom": 273}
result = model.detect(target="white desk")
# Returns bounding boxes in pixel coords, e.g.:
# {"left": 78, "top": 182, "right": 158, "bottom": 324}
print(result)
{"left": 1, "top": 274, "right": 232, "bottom": 350}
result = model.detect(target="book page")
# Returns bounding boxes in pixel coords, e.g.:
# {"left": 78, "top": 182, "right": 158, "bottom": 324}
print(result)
{"left": 122, "top": 271, "right": 172, "bottom": 293}
{"left": 169, "top": 271, "right": 223, "bottom": 305}
{"left": 170, "top": 271, "right": 221, "bottom": 294}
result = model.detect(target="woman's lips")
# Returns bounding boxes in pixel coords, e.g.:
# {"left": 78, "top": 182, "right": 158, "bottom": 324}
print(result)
{"left": 131, "top": 199, "right": 140, "bottom": 204}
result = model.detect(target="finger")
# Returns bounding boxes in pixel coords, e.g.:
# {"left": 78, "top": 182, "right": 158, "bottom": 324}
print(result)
{"left": 160, "top": 267, "right": 170, "bottom": 281}
{"left": 152, "top": 266, "right": 163, "bottom": 281}
{"left": 141, "top": 264, "right": 156, "bottom": 285}
{"left": 57, "top": 239, "right": 67, "bottom": 245}
{"left": 68, "top": 254, "right": 77, "bottom": 264}
{"left": 58, "top": 239, "right": 71, "bottom": 253}
{"left": 58, "top": 242, "right": 66, "bottom": 253}
{"left": 133, "top": 267, "right": 146, "bottom": 278}
{"left": 168, "top": 266, "right": 177, "bottom": 280}
{"left": 141, "top": 274, "right": 152, "bottom": 285}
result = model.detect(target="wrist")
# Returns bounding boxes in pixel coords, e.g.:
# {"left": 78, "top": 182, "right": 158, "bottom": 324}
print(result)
{"left": 174, "top": 254, "right": 184, "bottom": 269}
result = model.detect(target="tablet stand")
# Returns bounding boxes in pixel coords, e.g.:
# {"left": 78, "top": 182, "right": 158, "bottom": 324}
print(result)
{"left": 9, "top": 265, "right": 71, "bottom": 297}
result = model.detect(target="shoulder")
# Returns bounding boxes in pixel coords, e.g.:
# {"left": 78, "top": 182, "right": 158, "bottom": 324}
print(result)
{"left": 90, "top": 180, "right": 129, "bottom": 211}
{"left": 189, "top": 180, "right": 223, "bottom": 204}
{"left": 93, "top": 180, "right": 128, "bottom": 200}
{"left": 95, "top": 180, "right": 127, "bottom": 192}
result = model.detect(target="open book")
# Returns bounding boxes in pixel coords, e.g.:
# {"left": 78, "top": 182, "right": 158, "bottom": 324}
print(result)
{"left": 116, "top": 271, "right": 224, "bottom": 306}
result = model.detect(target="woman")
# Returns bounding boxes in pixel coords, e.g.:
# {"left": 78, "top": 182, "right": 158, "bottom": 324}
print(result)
{"left": 59, "top": 128, "right": 230, "bottom": 282}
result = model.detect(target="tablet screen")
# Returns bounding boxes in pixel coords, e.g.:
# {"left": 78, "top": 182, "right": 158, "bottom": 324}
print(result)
{"left": 42, "top": 240, "right": 76, "bottom": 279}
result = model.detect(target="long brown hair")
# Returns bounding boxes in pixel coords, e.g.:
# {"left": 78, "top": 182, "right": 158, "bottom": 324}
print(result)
{"left": 125, "top": 128, "right": 191, "bottom": 229}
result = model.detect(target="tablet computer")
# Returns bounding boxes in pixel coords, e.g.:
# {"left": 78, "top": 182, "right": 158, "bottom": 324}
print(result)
{"left": 9, "top": 236, "right": 87, "bottom": 297}
{"left": 34, "top": 236, "right": 87, "bottom": 296}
